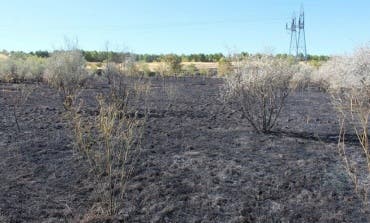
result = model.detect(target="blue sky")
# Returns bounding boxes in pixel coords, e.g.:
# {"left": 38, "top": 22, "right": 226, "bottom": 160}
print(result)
{"left": 0, "top": 0, "right": 369, "bottom": 55}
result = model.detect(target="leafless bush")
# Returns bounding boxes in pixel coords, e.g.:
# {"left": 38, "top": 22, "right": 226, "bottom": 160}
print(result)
{"left": 163, "top": 80, "right": 179, "bottom": 109}
{"left": 290, "top": 62, "right": 315, "bottom": 91}
{"left": 132, "top": 77, "right": 151, "bottom": 104}
{"left": 0, "top": 56, "right": 45, "bottom": 83}
{"left": 222, "top": 55, "right": 296, "bottom": 133}
{"left": 314, "top": 56, "right": 350, "bottom": 91}
{"left": 217, "top": 58, "right": 233, "bottom": 77}
{"left": 43, "top": 49, "right": 88, "bottom": 109}
{"left": 121, "top": 54, "right": 139, "bottom": 77}
{"left": 323, "top": 46, "right": 370, "bottom": 200}
{"left": 104, "top": 48, "right": 139, "bottom": 84}
{"left": 105, "top": 60, "right": 140, "bottom": 85}
{"left": 8, "top": 84, "right": 35, "bottom": 132}
{"left": 104, "top": 62, "right": 120, "bottom": 85}
{"left": 0, "top": 212, "right": 9, "bottom": 223}
{"left": 71, "top": 76, "right": 149, "bottom": 216}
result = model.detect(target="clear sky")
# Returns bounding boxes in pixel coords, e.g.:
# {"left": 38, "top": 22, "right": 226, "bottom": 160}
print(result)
{"left": 0, "top": 0, "right": 369, "bottom": 55}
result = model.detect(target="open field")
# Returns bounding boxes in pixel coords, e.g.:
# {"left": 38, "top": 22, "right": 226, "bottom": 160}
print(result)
{"left": 146, "top": 62, "right": 217, "bottom": 71}
{"left": 0, "top": 54, "right": 8, "bottom": 61}
{"left": 0, "top": 76, "right": 368, "bottom": 222}
{"left": 86, "top": 61, "right": 218, "bottom": 72}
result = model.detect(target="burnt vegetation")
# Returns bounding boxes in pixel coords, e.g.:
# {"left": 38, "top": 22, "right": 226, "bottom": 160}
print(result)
{"left": 0, "top": 44, "right": 370, "bottom": 222}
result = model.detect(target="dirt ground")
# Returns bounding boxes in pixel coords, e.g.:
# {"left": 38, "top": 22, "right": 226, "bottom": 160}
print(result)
{"left": 0, "top": 76, "right": 369, "bottom": 222}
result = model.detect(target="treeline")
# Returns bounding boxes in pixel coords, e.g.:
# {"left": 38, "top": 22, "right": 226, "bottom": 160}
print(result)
{"left": 82, "top": 52, "right": 225, "bottom": 63}
{"left": 1, "top": 50, "right": 330, "bottom": 63}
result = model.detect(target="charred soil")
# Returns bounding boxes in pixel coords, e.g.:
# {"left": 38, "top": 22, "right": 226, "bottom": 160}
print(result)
{"left": 0, "top": 77, "right": 368, "bottom": 222}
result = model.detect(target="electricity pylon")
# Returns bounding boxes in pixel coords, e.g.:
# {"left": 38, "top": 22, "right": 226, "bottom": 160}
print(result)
{"left": 286, "top": 13, "right": 298, "bottom": 57}
{"left": 286, "top": 6, "right": 307, "bottom": 60}
{"left": 297, "top": 6, "right": 307, "bottom": 60}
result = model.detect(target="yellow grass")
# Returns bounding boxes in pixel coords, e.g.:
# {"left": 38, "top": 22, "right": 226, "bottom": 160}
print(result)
{"left": 0, "top": 54, "right": 8, "bottom": 60}
{"left": 147, "top": 62, "right": 217, "bottom": 71}
{"left": 86, "top": 61, "right": 218, "bottom": 72}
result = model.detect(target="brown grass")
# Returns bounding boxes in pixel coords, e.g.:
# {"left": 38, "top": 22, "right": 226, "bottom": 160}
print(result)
{"left": 147, "top": 62, "right": 217, "bottom": 71}
{"left": 0, "top": 54, "right": 8, "bottom": 61}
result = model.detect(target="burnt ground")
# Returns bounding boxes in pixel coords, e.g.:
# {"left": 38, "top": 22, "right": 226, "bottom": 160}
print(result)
{"left": 0, "top": 76, "right": 369, "bottom": 222}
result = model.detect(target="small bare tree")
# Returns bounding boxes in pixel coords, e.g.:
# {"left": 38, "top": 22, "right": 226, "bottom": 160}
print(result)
{"left": 222, "top": 55, "right": 295, "bottom": 133}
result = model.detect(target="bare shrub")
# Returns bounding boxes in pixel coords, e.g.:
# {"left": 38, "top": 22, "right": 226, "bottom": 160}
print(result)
{"left": 222, "top": 55, "right": 296, "bottom": 133}
{"left": 163, "top": 79, "right": 179, "bottom": 109}
{"left": 323, "top": 46, "right": 370, "bottom": 200}
{"left": 162, "top": 54, "right": 182, "bottom": 76}
{"left": 290, "top": 62, "right": 315, "bottom": 91}
{"left": 105, "top": 59, "right": 140, "bottom": 84}
{"left": 182, "top": 63, "right": 198, "bottom": 76}
{"left": 71, "top": 76, "right": 149, "bottom": 216}
{"left": 132, "top": 78, "right": 151, "bottom": 104}
{"left": 0, "top": 56, "right": 45, "bottom": 83}
{"left": 121, "top": 54, "right": 139, "bottom": 77}
{"left": 0, "top": 212, "right": 9, "bottom": 223}
{"left": 43, "top": 49, "right": 88, "bottom": 109}
{"left": 4, "top": 84, "right": 35, "bottom": 132}
{"left": 217, "top": 57, "right": 233, "bottom": 77}
{"left": 154, "top": 62, "right": 169, "bottom": 77}
{"left": 21, "top": 56, "right": 46, "bottom": 82}
{"left": 104, "top": 48, "right": 139, "bottom": 84}
{"left": 314, "top": 56, "right": 351, "bottom": 91}
{"left": 13, "top": 84, "right": 35, "bottom": 132}
{"left": 105, "top": 62, "right": 121, "bottom": 85}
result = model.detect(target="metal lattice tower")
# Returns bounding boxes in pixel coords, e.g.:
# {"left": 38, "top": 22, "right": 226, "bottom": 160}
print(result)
{"left": 297, "top": 6, "right": 307, "bottom": 60}
{"left": 286, "top": 13, "right": 298, "bottom": 57}
{"left": 286, "top": 6, "right": 307, "bottom": 60}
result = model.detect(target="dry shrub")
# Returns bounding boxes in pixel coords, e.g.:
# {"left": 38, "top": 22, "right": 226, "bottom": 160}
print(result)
{"left": 0, "top": 212, "right": 9, "bottom": 223}
{"left": 290, "top": 62, "right": 315, "bottom": 91}
{"left": 10, "top": 84, "right": 35, "bottom": 132}
{"left": 163, "top": 80, "right": 179, "bottom": 109}
{"left": 132, "top": 78, "right": 151, "bottom": 103}
{"left": 222, "top": 55, "right": 296, "bottom": 133}
{"left": 217, "top": 58, "right": 233, "bottom": 77}
{"left": 121, "top": 54, "right": 139, "bottom": 77}
{"left": 323, "top": 45, "right": 370, "bottom": 201}
{"left": 43, "top": 50, "right": 88, "bottom": 109}
{"left": 72, "top": 76, "right": 149, "bottom": 216}
{"left": 154, "top": 62, "right": 169, "bottom": 77}
{"left": 0, "top": 56, "right": 45, "bottom": 83}
{"left": 105, "top": 62, "right": 121, "bottom": 85}
{"left": 105, "top": 54, "right": 139, "bottom": 84}
{"left": 314, "top": 56, "right": 351, "bottom": 91}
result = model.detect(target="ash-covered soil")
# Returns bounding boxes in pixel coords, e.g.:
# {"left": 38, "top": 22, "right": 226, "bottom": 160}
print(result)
{"left": 0, "top": 77, "right": 369, "bottom": 222}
